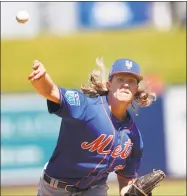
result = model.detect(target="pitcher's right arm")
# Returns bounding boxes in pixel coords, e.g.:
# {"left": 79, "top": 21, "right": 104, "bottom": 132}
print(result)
{"left": 28, "top": 60, "right": 60, "bottom": 104}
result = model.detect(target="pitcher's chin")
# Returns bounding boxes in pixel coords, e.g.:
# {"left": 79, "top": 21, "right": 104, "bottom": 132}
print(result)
{"left": 117, "top": 96, "right": 132, "bottom": 104}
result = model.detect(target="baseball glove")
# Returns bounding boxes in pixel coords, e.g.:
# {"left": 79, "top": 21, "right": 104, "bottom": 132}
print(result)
{"left": 124, "top": 169, "right": 166, "bottom": 196}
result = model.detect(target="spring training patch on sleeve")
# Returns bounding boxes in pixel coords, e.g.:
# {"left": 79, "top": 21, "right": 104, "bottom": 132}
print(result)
{"left": 65, "top": 91, "right": 80, "bottom": 106}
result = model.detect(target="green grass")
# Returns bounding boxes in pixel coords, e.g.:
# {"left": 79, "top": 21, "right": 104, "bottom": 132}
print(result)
{"left": 1, "top": 28, "right": 186, "bottom": 93}
{"left": 1, "top": 180, "right": 186, "bottom": 195}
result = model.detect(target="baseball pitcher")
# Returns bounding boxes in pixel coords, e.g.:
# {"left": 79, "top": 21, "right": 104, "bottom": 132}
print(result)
{"left": 28, "top": 58, "right": 165, "bottom": 196}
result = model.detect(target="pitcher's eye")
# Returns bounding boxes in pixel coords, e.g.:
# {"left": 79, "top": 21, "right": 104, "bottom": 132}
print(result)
{"left": 128, "top": 79, "right": 136, "bottom": 84}
{"left": 117, "top": 77, "right": 125, "bottom": 82}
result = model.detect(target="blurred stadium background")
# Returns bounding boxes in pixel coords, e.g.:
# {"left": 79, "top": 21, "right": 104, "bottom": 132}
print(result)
{"left": 1, "top": 2, "right": 186, "bottom": 196}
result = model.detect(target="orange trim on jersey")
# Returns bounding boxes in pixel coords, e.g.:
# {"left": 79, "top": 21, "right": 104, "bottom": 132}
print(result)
{"left": 75, "top": 96, "right": 116, "bottom": 187}
{"left": 75, "top": 154, "right": 108, "bottom": 186}
{"left": 89, "top": 158, "right": 117, "bottom": 185}
{"left": 86, "top": 97, "right": 117, "bottom": 186}
{"left": 88, "top": 100, "right": 135, "bottom": 185}
{"left": 127, "top": 120, "right": 134, "bottom": 130}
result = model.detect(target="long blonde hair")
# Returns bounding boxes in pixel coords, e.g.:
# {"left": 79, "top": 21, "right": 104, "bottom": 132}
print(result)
{"left": 81, "top": 57, "right": 156, "bottom": 108}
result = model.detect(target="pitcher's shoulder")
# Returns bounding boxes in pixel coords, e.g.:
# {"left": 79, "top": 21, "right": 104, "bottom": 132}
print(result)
{"left": 85, "top": 95, "right": 104, "bottom": 105}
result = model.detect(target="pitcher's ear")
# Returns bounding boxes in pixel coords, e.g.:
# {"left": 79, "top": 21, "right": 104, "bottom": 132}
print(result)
{"left": 106, "top": 81, "right": 111, "bottom": 90}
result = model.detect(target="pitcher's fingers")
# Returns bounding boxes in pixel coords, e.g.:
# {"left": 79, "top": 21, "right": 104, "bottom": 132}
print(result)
{"left": 28, "top": 70, "right": 40, "bottom": 80}
{"left": 32, "top": 62, "right": 41, "bottom": 70}
{"left": 32, "top": 60, "right": 40, "bottom": 67}
{"left": 32, "top": 73, "right": 42, "bottom": 80}
{"left": 33, "top": 60, "right": 40, "bottom": 64}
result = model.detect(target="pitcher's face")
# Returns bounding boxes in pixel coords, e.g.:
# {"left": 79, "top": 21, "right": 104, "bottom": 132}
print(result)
{"left": 107, "top": 73, "right": 138, "bottom": 103}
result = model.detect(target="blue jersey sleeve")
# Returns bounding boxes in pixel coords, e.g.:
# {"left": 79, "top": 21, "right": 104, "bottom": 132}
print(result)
{"left": 47, "top": 87, "right": 87, "bottom": 119}
{"left": 116, "top": 129, "right": 143, "bottom": 179}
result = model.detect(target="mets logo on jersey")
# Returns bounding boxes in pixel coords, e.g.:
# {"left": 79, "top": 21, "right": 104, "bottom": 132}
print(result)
{"left": 81, "top": 134, "right": 133, "bottom": 159}
{"left": 65, "top": 91, "right": 80, "bottom": 106}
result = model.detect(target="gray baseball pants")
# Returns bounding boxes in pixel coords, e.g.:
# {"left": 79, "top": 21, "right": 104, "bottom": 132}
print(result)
{"left": 37, "top": 172, "right": 109, "bottom": 196}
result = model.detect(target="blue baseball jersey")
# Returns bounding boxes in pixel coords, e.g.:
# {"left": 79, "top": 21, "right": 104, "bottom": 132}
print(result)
{"left": 45, "top": 87, "right": 143, "bottom": 189}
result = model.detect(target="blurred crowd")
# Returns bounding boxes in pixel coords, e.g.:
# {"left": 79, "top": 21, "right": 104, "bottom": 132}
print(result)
{"left": 152, "top": 2, "right": 186, "bottom": 31}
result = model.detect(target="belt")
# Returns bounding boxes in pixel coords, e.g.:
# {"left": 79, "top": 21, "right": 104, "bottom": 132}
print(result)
{"left": 43, "top": 172, "right": 90, "bottom": 193}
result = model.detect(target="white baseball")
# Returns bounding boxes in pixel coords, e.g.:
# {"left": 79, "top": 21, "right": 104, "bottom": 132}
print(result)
{"left": 16, "top": 10, "right": 29, "bottom": 24}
